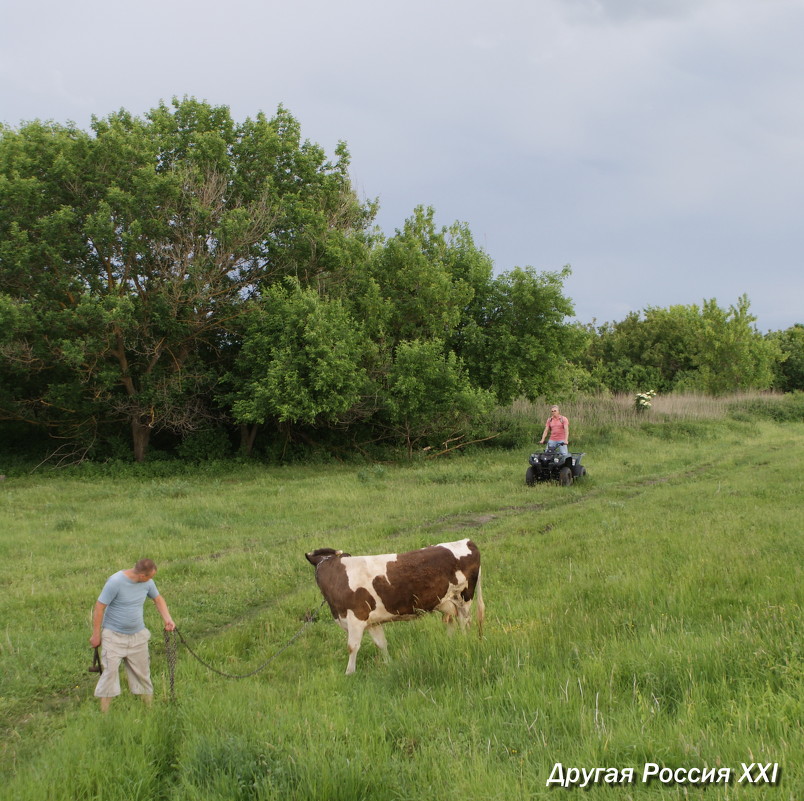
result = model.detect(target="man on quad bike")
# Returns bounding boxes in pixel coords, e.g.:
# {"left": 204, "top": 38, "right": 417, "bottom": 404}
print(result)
{"left": 540, "top": 405, "right": 569, "bottom": 455}
{"left": 527, "top": 404, "right": 586, "bottom": 487}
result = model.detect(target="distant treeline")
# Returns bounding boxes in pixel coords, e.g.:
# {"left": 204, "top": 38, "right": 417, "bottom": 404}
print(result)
{"left": 1, "top": 99, "right": 802, "bottom": 463}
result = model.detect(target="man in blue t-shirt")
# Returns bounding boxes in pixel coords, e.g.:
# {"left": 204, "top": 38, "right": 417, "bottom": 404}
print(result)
{"left": 89, "top": 558, "right": 175, "bottom": 712}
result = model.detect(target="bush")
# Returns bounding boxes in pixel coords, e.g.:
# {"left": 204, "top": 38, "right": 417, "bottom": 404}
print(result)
{"left": 728, "top": 392, "right": 804, "bottom": 423}
{"left": 482, "top": 405, "right": 539, "bottom": 450}
{"left": 177, "top": 428, "right": 234, "bottom": 461}
{"left": 639, "top": 420, "right": 725, "bottom": 441}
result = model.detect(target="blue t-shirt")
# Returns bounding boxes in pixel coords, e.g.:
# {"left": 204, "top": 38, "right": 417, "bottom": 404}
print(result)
{"left": 98, "top": 571, "right": 159, "bottom": 634}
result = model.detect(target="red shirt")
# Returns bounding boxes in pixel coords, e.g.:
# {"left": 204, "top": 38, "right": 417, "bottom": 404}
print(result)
{"left": 546, "top": 415, "right": 568, "bottom": 441}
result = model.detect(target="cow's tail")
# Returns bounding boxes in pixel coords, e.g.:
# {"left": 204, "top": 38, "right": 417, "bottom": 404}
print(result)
{"left": 474, "top": 565, "right": 485, "bottom": 637}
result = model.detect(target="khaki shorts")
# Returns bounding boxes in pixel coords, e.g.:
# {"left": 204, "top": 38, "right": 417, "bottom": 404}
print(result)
{"left": 94, "top": 628, "right": 153, "bottom": 698}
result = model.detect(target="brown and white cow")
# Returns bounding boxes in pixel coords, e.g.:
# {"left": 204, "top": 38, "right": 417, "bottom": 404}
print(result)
{"left": 305, "top": 538, "right": 485, "bottom": 674}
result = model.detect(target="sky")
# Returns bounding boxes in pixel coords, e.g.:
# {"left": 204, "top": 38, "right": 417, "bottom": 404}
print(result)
{"left": 2, "top": 0, "right": 802, "bottom": 332}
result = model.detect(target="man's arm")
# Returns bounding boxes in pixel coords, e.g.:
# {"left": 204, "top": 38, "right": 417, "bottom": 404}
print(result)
{"left": 153, "top": 595, "right": 175, "bottom": 631}
{"left": 89, "top": 601, "right": 107, "bottom": 648}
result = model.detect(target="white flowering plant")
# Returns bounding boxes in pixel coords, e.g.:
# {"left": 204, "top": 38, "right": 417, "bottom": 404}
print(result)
{"left": 634, "top": 389, "right": 656, "bottom": 413}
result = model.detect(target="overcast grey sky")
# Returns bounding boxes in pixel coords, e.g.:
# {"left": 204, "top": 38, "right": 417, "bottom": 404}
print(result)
{"left": 2, "top": 0, "right": 802, "bottom": 331}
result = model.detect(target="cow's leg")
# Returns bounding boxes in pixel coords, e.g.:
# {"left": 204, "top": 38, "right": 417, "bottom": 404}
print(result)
{"left": 345, "top": 614, "right": 366, "bottom": 675}
{"left": 441, "top": 609, "right": 457, "bottom": 634}
{"left": 368, "top": 624, "right": 390, "bottom": 663}
{"left": 439, "top": 595, "right": 461, "bottom": 633}
{"left": 454, "top": 600, "right": 471, "bottom": 631}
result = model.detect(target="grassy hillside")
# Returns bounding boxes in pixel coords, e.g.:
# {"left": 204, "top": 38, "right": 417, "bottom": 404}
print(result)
{"left": 0, "top": 413, "right": 801, "bottom": 799}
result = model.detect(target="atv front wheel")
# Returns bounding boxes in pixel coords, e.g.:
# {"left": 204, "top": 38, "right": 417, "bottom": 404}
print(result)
{"left": 559, "top": 466, "right": 573, "bottom": 486}
{"left": 525, "top": 466, "right": 537, "bottom": 487}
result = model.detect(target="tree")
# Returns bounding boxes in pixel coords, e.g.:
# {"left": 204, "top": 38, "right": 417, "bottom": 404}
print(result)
{"left": 768, "top": 323, "right": 804, "bottom": 392}
{"left": 582, "top": 295, "right": 781, "bottom": 395}
{"left": 1, "top": 102, "right": 593, "bottom": 463}
{"left": 227, "top": 281, "right": 372, "bottom": 455}
{"left": 694, "top": 296, "right": 779, "bottom": 394}
{"left": 383, "top": 339, "right": 495, "bottom": 456}
{"left": 584, "top": 306, "right": 702, "bottom": 393}
{"left": 358, "top": 206, "right": 475, "bottom": 346}
{"left": 0, "top": 99, "right": 371, "bottom": 460}
{"left": 455, "top": 266, "right": 579, "bottom": 403}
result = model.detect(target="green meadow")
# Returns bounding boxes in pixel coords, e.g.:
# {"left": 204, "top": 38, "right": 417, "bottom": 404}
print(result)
{"left": 0, "top": 409, "right": 801, "bottom": 800}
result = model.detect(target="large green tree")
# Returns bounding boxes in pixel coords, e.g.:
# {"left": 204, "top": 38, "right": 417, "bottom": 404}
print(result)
{"left": 455, "top": 265, "right": 580, "bottom": 403}
{"left": 583, "top": 295, "right": 781, "bottom": 395}
{"left": 382, "top": 339, "right": 495, "bottom": 457}
{"left": 1, "top": 102, "right": 587, "bottom": 463}
{"left": 339, "top": 208, "right": 580, "bottom": 406}
{"left": 352, "top": 206, "right": 476, "bottom": 347}
{"left": 226, "top": 280, "right": 373, "bottom": 455}
{"left": 769, "top": 323, "right": 804, "bottom": 392}
{"left": 0, "top": 99, "right": 370, "bottom": 460}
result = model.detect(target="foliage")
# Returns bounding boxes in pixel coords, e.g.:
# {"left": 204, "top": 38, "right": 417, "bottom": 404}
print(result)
{"left": 583, "top": 295, "right": 780, "bottom": 395}
{"left": 768, "top": 323, "right": 804, "bottom": 392}
{"left": 176, "top": 428, "right": 234, "bottom": 462}
{"left": 228, "top": 280, "right": 372, "bottom": 427}
{"left": 361, "top": 206, "right": 476, "bottom": 345}
{"left": 693, "top": 297, "right": 780, "bottom": 394}
{"left": 727, "top": 390, "right": 804, "bottom": 423}
{"left": 382, "top": 338, "right": 496, "bottom": 455}
{"left": 0, "top": 100, "right": 370, "bottom": 461}
{"left": 455, "top": 265, "right": 581, "bottom": 403}
{"left": 4, "top": 97, "right": 793, "bottom": 467}
{"left": 0, "top": 106, "right": 582, "bottom": 462}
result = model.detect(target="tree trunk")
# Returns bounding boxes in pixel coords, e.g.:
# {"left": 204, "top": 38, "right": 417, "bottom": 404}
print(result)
{"left": 131, "top": 418, "right": 152, "bottom": 463}
{"left": 239, "top": 423, "right": 260, "bottom": 457}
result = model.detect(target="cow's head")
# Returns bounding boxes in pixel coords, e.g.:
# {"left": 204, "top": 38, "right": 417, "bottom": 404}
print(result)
{"left": 305, "top": 548, "right": 348, "bottom": 567}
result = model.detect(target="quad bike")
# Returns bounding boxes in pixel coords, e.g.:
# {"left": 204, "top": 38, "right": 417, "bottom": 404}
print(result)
{"left": 525, "top": 443, "right": 587, "bottom": 487}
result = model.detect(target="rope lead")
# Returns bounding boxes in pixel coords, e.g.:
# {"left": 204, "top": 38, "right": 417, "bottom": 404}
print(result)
{"left": 163, "top": 599, "right": 327, "bottom": 700}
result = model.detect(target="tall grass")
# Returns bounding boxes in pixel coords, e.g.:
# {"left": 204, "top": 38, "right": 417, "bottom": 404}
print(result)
{"left": 509, "top": 390, "right": 791, "bottom": 429}
{"left": 0, "top": 412, "right": 801, "bottom": 799}
{"left": 500, "top": 391, "right": 801, "bottom": 451}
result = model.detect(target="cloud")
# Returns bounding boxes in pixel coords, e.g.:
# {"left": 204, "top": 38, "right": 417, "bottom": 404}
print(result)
{"left": 560, "top": 0, "right": 703, "bottom": 25}
{"left": 0, "top": 0, "right": 802, "bottom": 330}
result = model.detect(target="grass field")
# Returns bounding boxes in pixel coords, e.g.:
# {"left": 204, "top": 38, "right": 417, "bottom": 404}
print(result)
{"left": 0, "top": 410, "right": 801, "bottom": 799}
